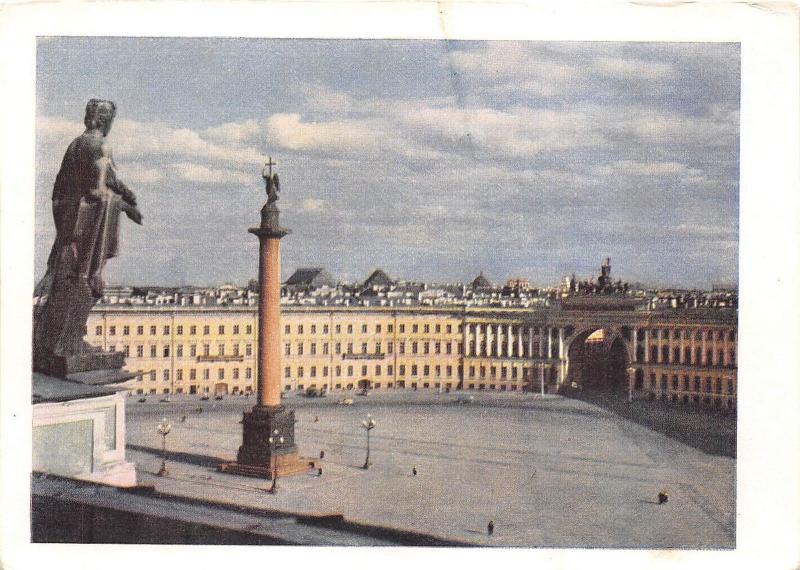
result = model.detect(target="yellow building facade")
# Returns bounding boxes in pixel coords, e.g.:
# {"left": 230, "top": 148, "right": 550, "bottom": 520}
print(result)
{"left": 86, "top": 305, "right": 737, "bottom": 410}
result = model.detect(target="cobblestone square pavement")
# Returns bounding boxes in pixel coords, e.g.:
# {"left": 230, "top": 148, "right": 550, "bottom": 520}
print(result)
{"left": 126, "top": 392, "right": 734, "bottom": 547}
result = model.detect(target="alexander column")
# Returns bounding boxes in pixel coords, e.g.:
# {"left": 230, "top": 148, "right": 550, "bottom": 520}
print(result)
{"left": 222, "top": 158, "right": 304, "bottom": 479}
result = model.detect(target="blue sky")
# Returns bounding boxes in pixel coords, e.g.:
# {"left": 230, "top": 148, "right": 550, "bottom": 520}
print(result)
{"left": 35, "top": 38, "right": 739, "bottom": 288}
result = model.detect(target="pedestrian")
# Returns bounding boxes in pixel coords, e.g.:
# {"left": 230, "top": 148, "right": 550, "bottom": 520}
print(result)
{"left": 318, "top": 467, "right": 323, "bottom": 477}
{"left": 412, "top": 465, "right": 417, "bottom": 476}
{"left": 314, "top": 415, "right": 319, "bottom": 423}
{"left": 658, "top": 491, "right": 669, "bottom": 504}
{"left": 180, "top": 414, "right": 186, "bottom": 423}
{"left": 487, "top": 520, "right": 494, "bottom": 536}
{"left": 319, "top": 450, "right": 325, "bottom": 459}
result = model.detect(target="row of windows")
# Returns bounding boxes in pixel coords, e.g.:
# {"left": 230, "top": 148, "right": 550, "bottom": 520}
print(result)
{"left": 283, "top": 363, "right": 472, "bottom": 379}
{"left": 283, "top": 322, "right": 461, "bottom": 335}
{"left": 97, "top": 324, "right": 253, "bottom": 337}
{"left": 638, "top": 329, "right": 736, "bottom": 342}
{"left": 283, "top": 340, "right": 462, "bottom": 356}
{"left": 112, "top": 343, "right": 253, "bottom": 358}
{"left": 643, "top": 346, "right": 736, "bottom": 366}
{"left": 646, "top": 373, "right": 735, "bottom": 395}
{"left": 136, "top": 367, "right": 253, "bottom": 382}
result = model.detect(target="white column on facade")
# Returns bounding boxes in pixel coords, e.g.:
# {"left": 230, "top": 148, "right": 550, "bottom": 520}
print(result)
{"left": 496, "top": 325, "right": 503, "bottom": 357}
{"left": 643, "top": 329, "right": 650, "bottom": 364}
{"left": 539, "top": 363, "right": 545, "bottom": 396}
{"left": 711, "top": 330, "right": 717, "bottom": 366}
{"left": 656, "top": 329, "right": 663, "bottom": 363}
{"left": 517, "top": 326, "right": 523, "bottom": 359}
{"left": 547, "top": 327, "right": 553, "bottom": 359}
{"left": 679, "top": 329, "right": 685, "bottom": 364}
{"left": 507, "top": 324, "right": 513, "bottom": 357}
{"left": 722, "top": 331, "right": 729, "bottom": 366}
{"left": 558, "top": 327, "right": 565, "bottom": 359}
{"left": 528, "top": 326, "right": 534, "bottom": 359}
{"left": 631, "top": 327, "right": 638, "bottom": 363}
{"left": 465, "top": 324, "right": 472, "bottom": 356}
{"left": 475, "top": 323, "right": 482, "bottom": 357}
{"left": 538, "top": 327, "right": 544, "bottom": 357}
{"left": 486, "top": 324, "right": 493, "bottom": 357}
{"left": 701, "top": 330, "right": 707, "bottom": 366}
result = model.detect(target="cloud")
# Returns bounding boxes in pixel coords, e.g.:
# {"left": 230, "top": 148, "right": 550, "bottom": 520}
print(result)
{"left": 301, "top": 198, "right": 325, "bottom": 212}
{"left": 171, "top": 162, "right": 252, "bottom": 185}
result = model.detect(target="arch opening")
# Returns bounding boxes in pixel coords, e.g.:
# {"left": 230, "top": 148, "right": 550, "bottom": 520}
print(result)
{"left": 566, "top": 329, "right": 629, "bottom": 394}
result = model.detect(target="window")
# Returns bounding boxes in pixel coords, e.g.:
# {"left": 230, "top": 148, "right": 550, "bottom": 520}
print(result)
{"left": 149, "top": 371, "right": 156, "bottom": 381}
{"left": 375, "top": 342, "right": 382, "bottom": 353}
{"left": 423, "top": 365, "right": 430, "bottom": 376}
{"left": 323, "top": 324, "right": 329, "bottom": 334}
{"left": 123, "top": 345, "right": 130, "bottom": 356}
{"left": 387, "top": 365, "right": 393, "bottom": 376}
{"left": 388, "top": 324, "right": 394, "bottom": 333}
{"left": 176, "top": 369, "right": 183, "bottom": 381}
{"left": 150, "top": 326, "right": 157, "bottom": 335}
{"left": 447, "top": 324, "right": 452, "bottom": 333}
{"left": 163, "top": 325, "right": 170, "bottom": 335}
{"left": 361, "top": 324, "right": 368, "bottom": 333}
{"left": 298, "top": 325, "right": 304, "bottom": 334}
{"left": 203, "top": 344, "right": 210, "bottom": 357}
{"left": 190, "top": 325, "right": 196, "bottom": 335}
{"left": 285, "top": 343, "right": 291, "bottom": 356}
{"left": 387, "top": 342, "right": 394, "bottom": 353}
{"left": 335, "top": 324, "right": 341, "bottom": 334}
{"left": 297, "top": 343, "right": 304, "bottom": 356}
{"left": 310, "top": 324, "right": 316, "bottom": 334}
{"left": 233, "top": 368, "right": 239, "bottom": 380}
{"left": 347, "top": 324, "right": 353, "bottom": 334}
{"left": 285, "top": 324, "right": 290, "bottom": 334}
{"left": 136, "top": 345, "right": 143, "bottom": 358}
{"left": 203, "top": 369, "right": 210, "bottom": 380}
{"left": 399, "top": 342, "right": 405, "bottom": 354}
{"left": 335, "top": 366, "right": 341, "bottom": 377}
{"left": 109, "top": 326, "right": 116, "bottom": 336}
{"left": 412, "top": 324, "right": 418, "bottom": 333}
{"left": 376, "top": 324, "right": 382, "bottom": 333}
{"left": 190, "top": 344, "right": 197, "bottom": 357}
{"left": 399, "top": 324, "right": 405, "bottom": 333}
{"left": 411, "top": 365, "right": 418, "bottom": 376}
{"left": 246, "top": 344, "right": 252, "bottom": 356}
{"left": 323, "top": 343, "right": 329, "bottom": 355}
{"left": 347, "top": 366, "right": 353, "bottom": 376}
{"left": 346, "top": 342, "right": 353, "bottom": 354}
{"left": 245, "top": 368, "right": 252, "bottom": 379}
{"left": 447, "top": 366, "right": 453, "bottom": 377}
{"left": 412, "top": 342, "right": 418, "bottom": 354}
{"left": 176, "top": 345, "right": 183, "bottom": 357}
{"left": 233, "top": 325, "right": 239, "bottom": 335}
{"left": 177, "top": 325, "right": 183, "bottom": 335}
{"left": 233, "top": 344, "right": 240, "bottom": 356}
{"left": 423, "top": 342, "right": 430, "bottom": 355}
{"left": 203, "top": 325, "right": 210, "bottom": 335}
{"left": 246, "top": 325, "right": 252, "bottom": 334}
{"left": 285, "top": 367, "right": 291, "bottom": 378}
{"left": 435, "top": 342, "right": 441, "bottom": 354}
{"left": 137, "top": 325, "right": 144, "bottom": 335}
{"left": 335, "top": 342, "right": 341, "bottom": 354}
{"left": 376, "top": 365, "right": 382, "bottom": 376}
{"left": 323, "top": 366, "right": 329, "bottom": 377}
{"left": 218, "top": 368, "right": 225, "bottom": 380}
{"left": 218, "top": 344, "right": 225, "bottom": 356}
{"left": 163, "top": 370, "right": 170, "bottom": 381}
{"left": 361, "top": 365, "right": 367, "bottom": 376}
{"left": 190, "top": 369, "right": 197, "bottom": 380}
{"left": 424, "top": 324, "right": 430, "bottom": 333}
{"left": 150, "top": 345, "right": 157, "bottom": 357}
{"left": 311, "top": 367, "right": 317, "bottom": 378}
{"left": 399, "top": 365, "right": 406, "bottom": 376}
{"left": 123, "top": 325, "right": 130, "bottom": 336}
{"left": 361, "top": 342, "right": 368, "bottom": 354}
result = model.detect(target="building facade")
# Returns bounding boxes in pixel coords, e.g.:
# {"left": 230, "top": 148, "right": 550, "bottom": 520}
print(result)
{"left": 87, "top": 303, "right": 737, "bottom": 410}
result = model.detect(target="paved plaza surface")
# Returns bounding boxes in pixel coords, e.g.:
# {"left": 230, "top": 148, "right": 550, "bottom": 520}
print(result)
{"left": 126, "top": 392, "right": 735, "bottom": 548}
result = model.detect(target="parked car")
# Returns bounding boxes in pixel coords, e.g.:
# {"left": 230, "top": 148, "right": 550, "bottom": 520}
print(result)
{"left": 338, "top": 398, "right": 354, "bottom": 406}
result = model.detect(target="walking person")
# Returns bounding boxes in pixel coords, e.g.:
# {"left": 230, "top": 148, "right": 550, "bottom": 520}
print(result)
{"left": 487, "top": 519, "right": 494, "bottom": 536}
{"left": 412, "top": 465, "right": 417, "bottom": 476}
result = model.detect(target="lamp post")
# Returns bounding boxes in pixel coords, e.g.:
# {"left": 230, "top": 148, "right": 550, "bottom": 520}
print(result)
{"left": 361, "top": 414, "right": 376, "bottom": 469}
{"left": 267, "top": 429, "right": 284, "bottom": 493}
{"left": 156, "top": 417, "right": 172, "bottom": 476}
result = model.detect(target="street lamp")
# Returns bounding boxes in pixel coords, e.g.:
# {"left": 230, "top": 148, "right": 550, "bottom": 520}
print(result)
{"left": 156, "top": 417, "right": 172, "bottom": 476}
{"left": 267, "top": 429, "right": 284, "bottom": 493}
{"left": 361, "top": 414, "right": 376, "bottom": 469}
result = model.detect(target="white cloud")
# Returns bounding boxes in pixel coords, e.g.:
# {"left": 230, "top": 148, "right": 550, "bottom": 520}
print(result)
{"left": 171, "top": 162, "right": 252, "bottom": 185}
{"left": 301, "top": 198, "right": 325, "bottom": 212}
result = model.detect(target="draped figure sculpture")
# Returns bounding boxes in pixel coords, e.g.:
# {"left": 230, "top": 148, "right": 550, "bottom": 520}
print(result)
{"left": 33, "top": 99, "right": 143, "bottom": 377}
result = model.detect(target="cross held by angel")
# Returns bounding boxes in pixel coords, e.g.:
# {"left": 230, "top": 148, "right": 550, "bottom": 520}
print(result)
{"left": 262, "top": 157, "right": 280, "bottom": 205}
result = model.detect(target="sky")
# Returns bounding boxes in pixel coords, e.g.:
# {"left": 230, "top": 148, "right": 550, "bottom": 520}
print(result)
{"left": 35, "top": 38, "right": 739, "bottom": 288}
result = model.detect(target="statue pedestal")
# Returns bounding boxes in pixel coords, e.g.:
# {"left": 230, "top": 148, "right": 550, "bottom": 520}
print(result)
{"left": 219, "top": 406, "right": 314, "bottom": 479}
{"left": 32, "top": 373, "right": 137, "bottom": 487}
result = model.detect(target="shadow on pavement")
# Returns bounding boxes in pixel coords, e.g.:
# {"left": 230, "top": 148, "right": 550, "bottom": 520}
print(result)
{"left": 127, "top": 443, "right": 232, "bottom": 468}
{"left": 563, "top": 389, "right": 736, "bottom": 458}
